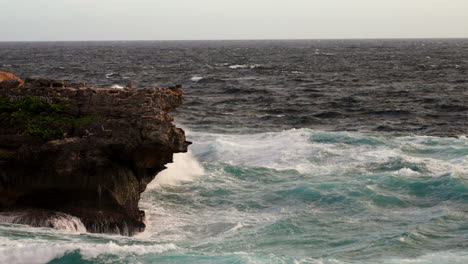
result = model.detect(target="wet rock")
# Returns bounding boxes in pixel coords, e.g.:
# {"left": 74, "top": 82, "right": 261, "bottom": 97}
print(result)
{"left": 0, "top": 81, "right": 189, "bottom": 236}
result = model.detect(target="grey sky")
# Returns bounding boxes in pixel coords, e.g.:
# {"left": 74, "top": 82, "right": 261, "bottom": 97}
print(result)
{"left": 1, "top": 0, "right": 468, "bottom": 41}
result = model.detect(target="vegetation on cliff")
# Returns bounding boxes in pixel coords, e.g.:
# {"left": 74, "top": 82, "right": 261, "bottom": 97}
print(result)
{"left": 0, "top": 95, "right": 97, "bottom": 140}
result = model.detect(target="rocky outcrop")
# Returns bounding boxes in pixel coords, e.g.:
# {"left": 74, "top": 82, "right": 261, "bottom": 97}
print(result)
{"left": 0, "top": 72, "right": 24, "bottom": 88}
{"left": 24, "top": 77, "right": 69, "bottom": 88}
{"left": 0, "top": 73, "right": 189, "bottom": 236}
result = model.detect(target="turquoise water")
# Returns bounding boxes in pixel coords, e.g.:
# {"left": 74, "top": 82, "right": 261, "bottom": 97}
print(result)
{"left": 0, "top": 129, "right": 467, "bottom": 264}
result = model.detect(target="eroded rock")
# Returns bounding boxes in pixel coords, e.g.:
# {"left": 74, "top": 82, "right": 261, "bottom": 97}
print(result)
{"left": 0, "top": 81, "right": 189, "bottom": 236}
{"left": 0, "top": 72, "right": 24, "bottom": 88}
{"left": 24, "top": 77, "right": 69, "bottom": 88}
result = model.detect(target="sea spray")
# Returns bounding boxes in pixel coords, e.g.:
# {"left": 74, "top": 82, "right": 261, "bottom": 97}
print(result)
{"left": 149, "top": 150, "right": 205, "bottom": 187}
{"left": 0, "top": 211, "right": 86, "bottom": 233}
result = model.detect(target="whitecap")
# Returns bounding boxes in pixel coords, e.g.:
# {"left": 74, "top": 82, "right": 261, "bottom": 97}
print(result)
{"left": 291, "top": 71, "right": 304, "bottom": 74}
{"left": 190, "top": 76, "right": 204, "bottom": 82}
{"left": 396, "top": 168, "right": 420, "bottom": 176}
{"left": 0, "top": 239, "right": 177, "bottom": 264}
{"left": 229, "top": 64, "right": 248, "bottom": 69}
{"left": 225, "top": 222, "right": 245, "bottom": 233}
{"left": 105, "top": 73, "right": 120, "bottom": 78}
{"left": 228, "top": 64, "right": 262, "bottom": 69}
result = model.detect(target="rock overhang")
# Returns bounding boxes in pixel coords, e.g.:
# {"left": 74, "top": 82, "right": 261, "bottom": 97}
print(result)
{"left": 0, "top": 73, "right": 189, "bottom": 236}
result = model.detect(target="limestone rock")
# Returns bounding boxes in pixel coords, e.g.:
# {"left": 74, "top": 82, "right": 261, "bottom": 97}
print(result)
{"left": 24, "top": 77, "right": 69, "bottom": 88}
{"left": 0, "top": 72, "right": 24, "bottom": 88}
{"left": 0, "top": 81, "right": 189, "bottom": 236}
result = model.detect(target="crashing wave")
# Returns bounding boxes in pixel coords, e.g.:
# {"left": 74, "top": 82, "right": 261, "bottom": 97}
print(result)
{"left": 148, "top": 150, "right": 204, "bottom": 188}
{"left": 0, "top": 210, "right": 86, "bottom": 233}
{"left": 0, "top": 239, "right": 177, "bottom": 264}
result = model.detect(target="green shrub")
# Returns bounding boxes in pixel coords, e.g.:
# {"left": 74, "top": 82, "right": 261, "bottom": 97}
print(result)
{"left": 1, "top": 95, "right": 98, "bottom": 141}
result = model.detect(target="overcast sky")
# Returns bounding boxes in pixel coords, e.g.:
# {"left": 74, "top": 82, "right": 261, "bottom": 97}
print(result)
{"left": 1, "top": 0, "right": 468, "bottom": 41}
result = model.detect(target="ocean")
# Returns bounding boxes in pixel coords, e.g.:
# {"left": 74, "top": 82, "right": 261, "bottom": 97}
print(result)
{"left": 0, "top": 39, "right": 467, "bottom": 264}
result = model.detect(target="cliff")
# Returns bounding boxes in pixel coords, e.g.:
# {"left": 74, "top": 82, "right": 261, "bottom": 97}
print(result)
{"left": 0, "top": 72, "right": 25, "bottom": 88}
{"left": 0, "top": 73, "right": 190, "bottom": 236}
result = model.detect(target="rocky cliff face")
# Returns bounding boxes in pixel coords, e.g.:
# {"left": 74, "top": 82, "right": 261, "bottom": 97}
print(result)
{"left": 0, "top": 74, "right": 189, "bottom": 236}
{"left": 0, "top": 72, "right": 25, "bottom": 88}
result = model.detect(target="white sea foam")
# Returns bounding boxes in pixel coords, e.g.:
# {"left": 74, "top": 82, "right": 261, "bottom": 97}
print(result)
{"left": 291, "top": 71, "right": 304, "bottom": 74}
{"left": 0, "top": 238, "right": 176, "bottom": 264}
{"left": 111, "top": 84, "right": 124, "bottom": 89}
{"left": 149, "top": 150, "right": 205, "bottom": 188}
{"left": 190, "top": 129, "right": 357, "bottom": 174}
{"left": 385, "top": 251, "right": 468, "bottom": 264}
{"left": 0, "top": 212, "right": 86, "bottom": 233}
{"left": 225, "top": 222, "right": 244, "bottom": 233}
{"left": 105, "top": 72, "right": 120, "bottom": 79}
{"left": 79, "top": 242, "right": 177, "bottom": 259}
{"left": 190, "top": 76, "right": 204, "bottom": 82}
{"left": 188, "top": 128, "right": 468, "bottom": 177}
{"left": 396, "top": 168, "right": 420, "bottom": 176}
{"left": 2, "top": 129, "right": 463, "bottom": 263}
{"left": 228, "top": 64, "right": 262, "bottom": 69}
{"left": 229, "top": 64, "right": 248, "bottom": 69}
{"left": 112, "top": 129, "right": 468, "bottom": 261}
{"left": 47, "top": 213, "right": 87, "bottom": 233}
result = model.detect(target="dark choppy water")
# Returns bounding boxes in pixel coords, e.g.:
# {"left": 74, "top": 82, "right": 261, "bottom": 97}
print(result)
{"left": 1, "top": 39, "right": 467, "bottom": 136}
{"left": 0, "top": 40, "right": 467, "bottom": 263}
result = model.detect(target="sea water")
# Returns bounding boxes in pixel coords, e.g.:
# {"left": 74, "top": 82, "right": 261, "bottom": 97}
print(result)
{"left": 0, "top": 129, "right": 466, "bottom": 263}
{"left": 0, "top": 40, "right": 467, "bottom": 263}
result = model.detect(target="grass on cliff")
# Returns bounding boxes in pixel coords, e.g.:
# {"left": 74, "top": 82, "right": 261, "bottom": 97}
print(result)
{"left": 0, "top": 96, "right": 98, "bottom": 141}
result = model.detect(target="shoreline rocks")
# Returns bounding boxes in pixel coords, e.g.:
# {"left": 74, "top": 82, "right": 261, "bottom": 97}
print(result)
{"left": 0, "top": 73, "right": 189, "bottom": 236}
{"left": 0, "top": 72, "right": 24, "bottom": 88}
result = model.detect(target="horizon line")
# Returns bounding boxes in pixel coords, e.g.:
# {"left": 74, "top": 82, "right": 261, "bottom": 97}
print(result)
{"left": 1, "top": 37, "right": 468, "bottom": 43}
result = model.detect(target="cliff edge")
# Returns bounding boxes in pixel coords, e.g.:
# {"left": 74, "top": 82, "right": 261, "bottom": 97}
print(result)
{"left": 0, "top": 73, "right": 190, "bottom": 236}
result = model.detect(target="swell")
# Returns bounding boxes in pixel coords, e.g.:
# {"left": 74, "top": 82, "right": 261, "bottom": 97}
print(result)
{"left": 137, "top": 129, "right": 468, "bottom": 262}
{"left": 0, "top": 129, "right": 466, "bottom": 263}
